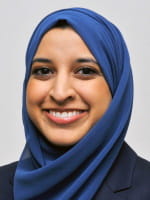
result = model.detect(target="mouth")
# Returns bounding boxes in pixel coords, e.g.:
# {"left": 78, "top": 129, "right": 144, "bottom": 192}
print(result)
{"left": 44, "top": 109, "right": 88, "bottom": 125}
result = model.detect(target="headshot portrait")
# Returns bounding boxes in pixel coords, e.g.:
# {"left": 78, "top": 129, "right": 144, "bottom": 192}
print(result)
{"left": 0, "top": 1, "right": 150, "bottom": 199}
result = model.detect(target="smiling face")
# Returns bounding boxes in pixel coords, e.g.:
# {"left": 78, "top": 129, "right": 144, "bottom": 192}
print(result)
{"left": 26, "top": 27, "right": 112, "bottom": 147}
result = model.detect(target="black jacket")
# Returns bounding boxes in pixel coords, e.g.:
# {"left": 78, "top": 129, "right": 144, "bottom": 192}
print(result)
{"left": 0, "top": 143, "right": 150, "bottom": 200}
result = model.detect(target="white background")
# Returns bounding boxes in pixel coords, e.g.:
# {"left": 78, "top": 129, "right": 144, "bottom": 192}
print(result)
{"left": 0, "top": 0, "right": 149, "bottom": 165}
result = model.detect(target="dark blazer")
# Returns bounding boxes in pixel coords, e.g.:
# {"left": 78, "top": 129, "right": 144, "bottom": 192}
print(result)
{"left": 0, "top": 143, "right": 150, "bottom": 200}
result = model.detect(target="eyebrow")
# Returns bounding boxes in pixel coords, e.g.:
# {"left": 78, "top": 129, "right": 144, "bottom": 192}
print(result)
{"left": 32, "top": 57, "right": 99, "bottom": 65}
{"left": 32, "top": 58, "right": 52, "bottom": 64}
{"left": 76, "top": 58, "right": 99, "bottom": 65}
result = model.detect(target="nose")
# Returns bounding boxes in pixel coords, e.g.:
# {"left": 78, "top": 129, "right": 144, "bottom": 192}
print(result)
{"left": 49, "top": 73, "right": 75, "bottom": 105}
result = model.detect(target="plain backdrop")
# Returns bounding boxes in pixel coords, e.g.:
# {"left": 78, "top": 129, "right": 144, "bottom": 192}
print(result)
{"left": 0, "top": 0, "right": 149, "bottom": 165}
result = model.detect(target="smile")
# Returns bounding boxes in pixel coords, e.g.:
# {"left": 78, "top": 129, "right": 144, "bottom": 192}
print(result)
{"left": 44, "top": 110, "right": 88, "bottom": 125}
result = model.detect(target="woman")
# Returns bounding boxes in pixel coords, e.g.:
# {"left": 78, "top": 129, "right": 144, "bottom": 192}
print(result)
{"left": 0, "top": 7, "right": 150, "bottom": 200}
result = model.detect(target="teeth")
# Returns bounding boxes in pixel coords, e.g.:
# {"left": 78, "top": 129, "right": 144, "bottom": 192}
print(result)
{"left": 55, "top": 112, "right": 60, "bottom": 117}
{"left": 49, "top": 111, "right": 82, "bottom": 119}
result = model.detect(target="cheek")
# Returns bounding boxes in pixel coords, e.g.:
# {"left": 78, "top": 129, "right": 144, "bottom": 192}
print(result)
{"left": 77, "top": 79, "right": 112, "bottom": 105}
{"left": 26, "top": 80, "right": 50, "bottom": 106}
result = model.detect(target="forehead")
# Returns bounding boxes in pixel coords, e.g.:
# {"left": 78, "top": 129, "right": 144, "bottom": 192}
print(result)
{"left": 38, "top": 27, "right": 86, "bottom": 46}
{"left": 34, "top": 27, "right": 95, "bottom": 59}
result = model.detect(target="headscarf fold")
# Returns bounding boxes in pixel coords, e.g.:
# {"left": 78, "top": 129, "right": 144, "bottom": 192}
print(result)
{"left": 14, "top": 7, "right": 133, "bottom": 200}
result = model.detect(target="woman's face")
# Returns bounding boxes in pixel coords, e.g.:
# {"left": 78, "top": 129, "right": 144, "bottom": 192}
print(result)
{"left": 26, "top": 27, "right": 112, "bottom": 147}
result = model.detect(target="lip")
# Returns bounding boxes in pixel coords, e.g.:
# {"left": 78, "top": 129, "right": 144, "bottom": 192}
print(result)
{"left": 44, "top": 109, "right": 88, "bottom": 125}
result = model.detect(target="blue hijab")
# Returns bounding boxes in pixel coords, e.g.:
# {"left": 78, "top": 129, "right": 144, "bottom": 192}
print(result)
{"left": 14, "top": 8, "right": 133, "bottom": 200}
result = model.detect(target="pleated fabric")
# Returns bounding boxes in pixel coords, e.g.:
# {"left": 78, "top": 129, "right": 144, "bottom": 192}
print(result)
{"left": 14, "top": 7, "right": 133, "bottom": 200}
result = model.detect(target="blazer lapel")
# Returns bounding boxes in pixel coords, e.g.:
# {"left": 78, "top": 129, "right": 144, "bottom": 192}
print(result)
{"left": 94, "top": 183, "right": 127, "bottom": 200}
{"left": 107, "top": 143, "right": 137, "bottom": 198}
{"left": 94, "top": 142, "right": 137, "bottom": 200}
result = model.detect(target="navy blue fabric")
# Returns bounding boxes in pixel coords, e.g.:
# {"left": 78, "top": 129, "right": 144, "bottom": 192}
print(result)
{"left": 14, "top": 8, "right": 133, "bottom": 200}
{"left": 1, "top": 143, "right": 150, "bottom": 200}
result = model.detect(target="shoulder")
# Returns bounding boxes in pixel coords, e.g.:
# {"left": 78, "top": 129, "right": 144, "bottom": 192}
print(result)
{"left": 95, "top": 143, "right": 150, "bottom": 200}
{"left": 0, "top": 161, "right": 18, "bottom": 173}
{"left": 114, "top": 143, "right": 150, "bottom": 199}
{"left": 0, "top": 161, "right": 18, "bottom": 182}
{"left": 133, "top": 155, "right": 150, "bottom": 196}
{"left": 135, "top": 154, "right": 150, "bottom": 174}
{"left": 0, "top": 161, "right": 18, "bottom": 200}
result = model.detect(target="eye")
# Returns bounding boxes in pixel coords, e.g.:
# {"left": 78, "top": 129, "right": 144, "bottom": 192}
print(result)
{"left": 77, "top": 67, "right": 98, "bottom": 75}
{"left": 32, "top": 67, "right": 54, "bottom": 76}
{"left": 31, "top": 67, "right": 55, "bottom": 79}
{"left": 75, "top": 66, "right": 102, "bottom": 79}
